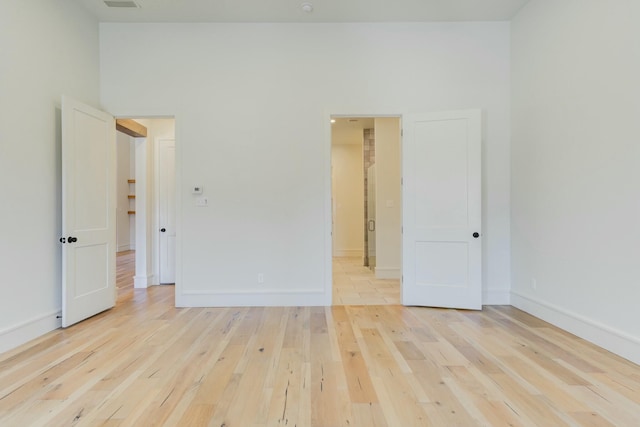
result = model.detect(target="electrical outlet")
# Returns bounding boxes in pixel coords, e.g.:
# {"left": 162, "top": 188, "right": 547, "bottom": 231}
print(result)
{"left": 257, "top": 273, "right": 264, "bottom": 284}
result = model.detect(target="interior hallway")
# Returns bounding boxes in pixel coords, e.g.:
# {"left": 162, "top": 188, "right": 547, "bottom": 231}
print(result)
{"left": 333, "top": 257, "right": 400, "bottom": 305}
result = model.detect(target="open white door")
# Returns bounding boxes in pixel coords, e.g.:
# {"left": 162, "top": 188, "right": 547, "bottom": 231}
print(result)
{"left": 402, "top": 110, "right": 481, "bottom": 309}
{"left": 61, "top": 97, "right": 116, "bottom": 327}
{"left": 158, "top": 138, "right": 176, "bottom": 284}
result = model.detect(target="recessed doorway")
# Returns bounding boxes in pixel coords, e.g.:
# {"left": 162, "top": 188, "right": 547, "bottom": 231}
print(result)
{"left": 330, "top": 116, "right": 402, "bottom": 305}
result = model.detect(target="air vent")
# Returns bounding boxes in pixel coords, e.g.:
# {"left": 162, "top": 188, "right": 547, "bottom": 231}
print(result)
{"left": 104, "top": 1, "right": 139, "bottom": 8}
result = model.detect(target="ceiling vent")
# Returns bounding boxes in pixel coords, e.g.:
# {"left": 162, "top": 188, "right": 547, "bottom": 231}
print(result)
{"left": 104, "top": 1, "right": 139, "bottom": 8}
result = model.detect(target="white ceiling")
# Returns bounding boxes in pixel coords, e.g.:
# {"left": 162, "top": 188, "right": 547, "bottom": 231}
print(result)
{"left": 75, "top": 0, "right": 531, "bottom": 23}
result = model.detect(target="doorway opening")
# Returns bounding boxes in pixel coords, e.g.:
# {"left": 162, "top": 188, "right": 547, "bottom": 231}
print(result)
{"left": 115, "top": 117, "right": 176, "bottom": 294}
{"left": 330, "top": 116, "right": 402, "bottom": 305}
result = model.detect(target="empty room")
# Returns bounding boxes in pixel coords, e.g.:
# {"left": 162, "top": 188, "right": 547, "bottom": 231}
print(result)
{"left": 1, "top": 0, "right": 639, "bottom": 425}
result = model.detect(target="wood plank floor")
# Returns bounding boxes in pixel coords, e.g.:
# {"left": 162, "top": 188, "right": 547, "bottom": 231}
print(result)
{"left": 1, "top": 253, "right": 639, "bottom": 426}
{"left": 333, "top": 257, "right": 400, "bottom": 305}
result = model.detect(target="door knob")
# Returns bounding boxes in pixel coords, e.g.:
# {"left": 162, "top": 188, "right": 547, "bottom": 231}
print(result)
{"left": 68, "top": 236, "right": 78, "bottom": 243}
{"left": 473, "top": 232, "right": 480, "bottom": 238}
{"left": 160, "top": 228, "right": 166, "bottom": 232}
{"left": 59, "top": 237, "right": 66, "bottom": 243}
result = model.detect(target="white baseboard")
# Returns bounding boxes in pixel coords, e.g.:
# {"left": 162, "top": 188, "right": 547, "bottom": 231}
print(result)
{"left": 511, "top": 291, "right": 640, "bottom": 365}
{"left": 117, "top": 243, "right": 132, "bottom": 252}
{"left": 134, "top": 274, "right": 153, "bottom": 288}
{"left": 333, "top": 249, "right": 363, "bottom": 257}
{"left": 375, "top": 267, "right": 400, "bottom": 279}
{"left": 483, "top": 289, "right": 510, "bottom": 305}
{"left": 0, "top": 310, "right": 61, "bottom": 355}
{"left": 177, "top": 289, "right": 327, "bottom": 307}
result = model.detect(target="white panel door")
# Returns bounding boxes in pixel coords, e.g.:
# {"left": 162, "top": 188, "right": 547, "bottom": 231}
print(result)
{"left": 61, "top": 97, "right": 116, "bottom": 327}
{"left": 158, "top": 139, "right": 176, "bottom": 284}
{"left": 402, "top": 110, "right": 481, "bottom": 309}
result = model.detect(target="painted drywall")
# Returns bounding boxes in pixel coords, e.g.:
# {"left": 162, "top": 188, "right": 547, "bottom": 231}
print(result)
{"left": 331, "top": 138, "right": 364, "bottom": 257}
{"left": 0, "top": 1, "right": 100, "bottom": 352}
{"left": 511, "top": 0, "right": 640, "bottom": 363}
{"left": 373, "top": 118, "right": 402, "bottom": 279}
{"left": 99, "top": 22, "right": 512, "bottom": 306}
{"left": 116, "top": 131, "right": 134, "bottom": 251}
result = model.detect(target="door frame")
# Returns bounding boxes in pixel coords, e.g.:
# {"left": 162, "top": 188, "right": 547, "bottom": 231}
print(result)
{"left": 325, "top": 112, "right": 403, "bottom": 306}
{"left": 111, "top": 110, "right": 180, "bottom": 299}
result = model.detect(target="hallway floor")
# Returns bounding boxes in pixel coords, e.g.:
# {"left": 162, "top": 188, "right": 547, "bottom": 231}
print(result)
{"left": 332, "top": 256, "right": 400, "bottom": 305}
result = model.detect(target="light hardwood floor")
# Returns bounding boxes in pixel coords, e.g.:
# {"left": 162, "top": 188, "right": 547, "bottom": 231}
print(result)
{"left": 1, "top": 252, "right": 639, "bottom": 426}
{"left": 333, "top": 257, "right": 400, "bottom": 305}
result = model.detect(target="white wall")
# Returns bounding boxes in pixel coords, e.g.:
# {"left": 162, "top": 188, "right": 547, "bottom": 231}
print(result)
{"left": 511, "top": 0, "right": 640, "bottom": 363}
{"left": 99, "top": 22, "right": 512, "bottom": 306}
{"left": 0, "top": 1, "right": 99, "bottom": 353}
{"left": 116, "top": 132, "right": 134, "bottom": 251}
{"left": 331, "top": 135, "right": 364, "bottom": 257}
{"left": 374, "top": 118, "right": 401, "bottom": 279}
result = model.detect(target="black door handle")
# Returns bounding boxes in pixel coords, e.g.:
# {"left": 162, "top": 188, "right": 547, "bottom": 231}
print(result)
{"left": 473, "top": 232, "right": 480, "bottom": 238}
{"left": 59, "top": 237, "right": 66, "bottom": 243}
{"left": 160, "top": 228, "right": 166, "bottom": 232}
{"left": 68, "top": 236, "right": 78, "bottom": 243}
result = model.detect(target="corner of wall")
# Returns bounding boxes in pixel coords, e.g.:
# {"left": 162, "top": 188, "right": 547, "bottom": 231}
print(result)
{"left": 511, "top": 292, "right": 640, "bottom": 365}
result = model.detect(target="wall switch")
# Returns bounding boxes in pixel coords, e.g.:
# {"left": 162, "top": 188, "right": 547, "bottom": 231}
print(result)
{"left": 192, "top": 185, "right": 203, "bottom": 194}
{"left": 257, "top": 273, "right": 264, "bottom": 283}
{"left": 196, "top": 197, "right": 208, "bottom": 207}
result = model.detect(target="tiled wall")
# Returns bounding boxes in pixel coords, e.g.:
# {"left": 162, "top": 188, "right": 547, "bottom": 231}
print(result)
{"left": 363, "top": 128, "right": 375, "bottom": 266}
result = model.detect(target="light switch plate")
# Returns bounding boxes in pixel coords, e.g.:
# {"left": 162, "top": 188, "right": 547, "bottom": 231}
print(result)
{"left": 192, "top": 185, "right": 203, "bottom": 194}
{"left": 196, "top": 197, "right": 208, "bottom": 207}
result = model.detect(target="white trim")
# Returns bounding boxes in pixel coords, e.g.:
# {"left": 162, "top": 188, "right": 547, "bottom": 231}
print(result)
{"left": 117, "top": 244, "right": 133, "bottom": 252}
{"left": 0, "top": 310, "right": 61, "bottom": 354}
{"left": 333, "top": 249, "right": 364, "bottom": 257}
{"left": 511, "top": 291, "right": 640, "bottom": 365}
{"left": 375, "top": 267, "right": 401, "bottom": 279}
{"left": 323, "top": 112, "right": 334, "bottom": 306}
{"left": 482, "top": 289, "right": 510, "bottom": 305}
{"left": 134, "top": 274, "right": 152, "bottom": 288}
{"left": 177, "top": 290, "right": 326, "bottom": 307}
